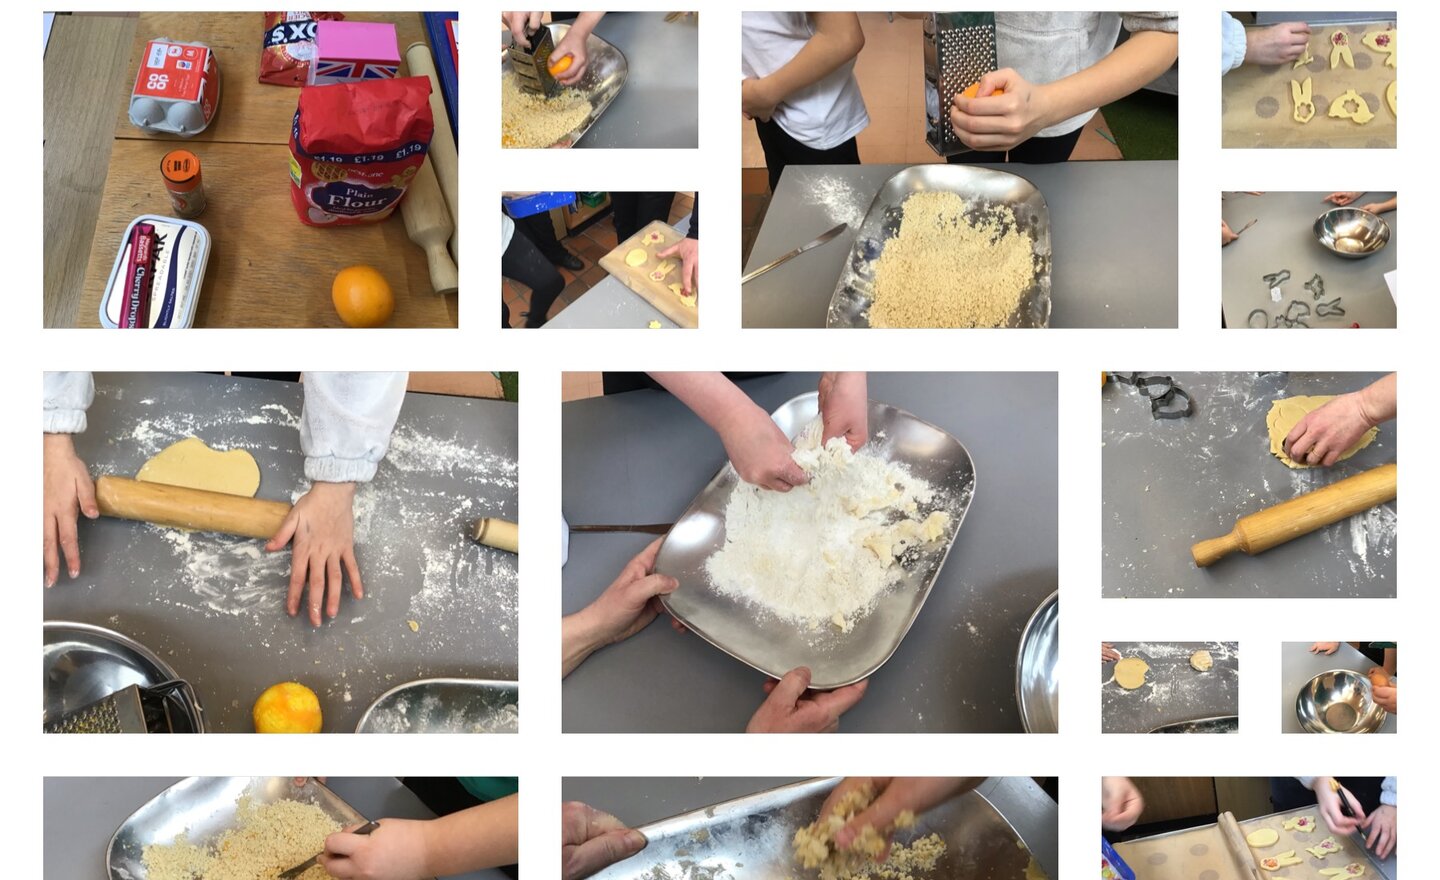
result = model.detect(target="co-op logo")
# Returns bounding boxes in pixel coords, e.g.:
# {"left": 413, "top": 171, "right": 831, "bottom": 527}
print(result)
{"left": 265, "top": 20, "right": 319, "bottom": 47}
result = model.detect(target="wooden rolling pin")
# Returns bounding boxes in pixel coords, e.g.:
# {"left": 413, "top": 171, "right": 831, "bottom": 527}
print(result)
{"left": 1191, "top": 463, "right": 1396, "bottom": 567}
{"left": 400, "top": 159, "right": 458, "bottom": 294}
{"left": 1216, "top": 812, "right": 1264, "bottom": 880}
{"left": 406, "top": 43, "right": 459, "bottom": 262}
{"left": 95, "top": 476, "right": 291, "bottom": 540}
{"left": 470, "top": 517, "right": 518, "bottom": 554}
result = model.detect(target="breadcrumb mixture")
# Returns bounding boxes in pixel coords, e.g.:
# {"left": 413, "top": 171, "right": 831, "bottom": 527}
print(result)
{"left": 501, "top": 73, "right": 591, "bottom": 148}
{"left": 870, "top": 190, "right": 1036, "bottom": 328}
{"left": 792, "top": 785, "right": 947, "bottom": 880}
{"left": 142, "top": 796, "right": 340, "bottom": 880}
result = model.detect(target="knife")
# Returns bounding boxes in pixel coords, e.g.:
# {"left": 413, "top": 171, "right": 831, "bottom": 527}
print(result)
{"left": 569, "top": 523, "right": 673, "bottom": 534}
{"left": 740, "top": 223, "right": 848, "bottom": 284}
{"left": 278, "top": 820, "right": 380, "bottom": 878}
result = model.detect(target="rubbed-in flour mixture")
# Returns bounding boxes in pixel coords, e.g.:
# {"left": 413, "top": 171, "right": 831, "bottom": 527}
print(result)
{"left": 705, "top": 426, "right": 949, "bottom": 632}
{"left": 142, "top": 796, "right": 339, "bottom": 880}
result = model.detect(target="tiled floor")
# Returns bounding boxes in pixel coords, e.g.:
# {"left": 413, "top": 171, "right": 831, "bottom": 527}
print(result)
{"left": 503, "top": 192, "right": 696, "bottom": 328}
{"left": 561, "top": 371, "right": 605, "bottom": 402}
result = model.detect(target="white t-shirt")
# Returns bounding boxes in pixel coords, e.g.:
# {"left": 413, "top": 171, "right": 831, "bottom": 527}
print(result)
{"left": 741, "top": 12, "right": 869, "bottom": 151}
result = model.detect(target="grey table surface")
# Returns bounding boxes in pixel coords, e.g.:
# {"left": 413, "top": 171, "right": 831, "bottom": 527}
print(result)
{"left": 1101, "top": 371, "right": 1396, "bottom": 598}
{"left": 741, "top": 162, "right": 1178, "bottom": 328}
{"left": 42, "top": 776, "right": 504, "bottom": 879}
{"left": 561, "top": 776, "right": 1057, "bottom": 871}
{"left": 1100, "top": 641, "right": 1239, "bottom": 734}
{"left": 43, "top": 373, "right": 519, "bottom": 732}
{"left": 562, "top": 372, "right": 1058, "bottom": 732}
{"left": 1280, "top": 641, "right": 1397, "bottom": 734}
{"left": 546, "top": 215, "right": 690, "bottom": 329}
{"left": 1221, "top": 191, "right": 1397, "bottom": 329}
{"left": 580, "top": 12, "right": 698, "bottom": 148}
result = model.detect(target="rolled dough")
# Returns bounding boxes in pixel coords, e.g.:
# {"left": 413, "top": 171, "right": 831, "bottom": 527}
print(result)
{"left": 136, "top": 437, "right": 260, "bottom": 497}
{"left": 1190, "top": 650, "right": 1214, "bottom": 672}
{"left": 1261, "top": 851, "right": 1304, "bottom": 870}
{"left": 1319, "top": 866, "right": 1365, "bottom": 878}
{"left": 1266, "top": 396, "right": 1378, "bottom": 468}
{"left": 1307, "top": 837, "right": 1341, "bottom": 858}
{"left": 1114, "top": 657, "right": 1149, "bottom": 689}
{"left": 624, "top": 247, "right": 648, "bottom": 267}
{"left": 1246, "top": 828, "right": 1279, "bottom": 847}
{"left": 1282, "top": 814, "right": 1316, "bottom": 832}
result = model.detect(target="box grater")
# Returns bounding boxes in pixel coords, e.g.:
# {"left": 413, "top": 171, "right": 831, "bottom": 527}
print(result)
{"left": 923, "top": 12, "right": 998, "bottom": 158}
{"left": 44, "top": 680, "right": 191, "bottom": 734}
{"left": 511, "top": 26, "right": 561, "bottom": 97}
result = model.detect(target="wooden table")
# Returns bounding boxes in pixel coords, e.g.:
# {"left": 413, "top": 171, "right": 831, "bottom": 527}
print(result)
{"left": 68, "top": 12, "right": 457, "bottom": 327}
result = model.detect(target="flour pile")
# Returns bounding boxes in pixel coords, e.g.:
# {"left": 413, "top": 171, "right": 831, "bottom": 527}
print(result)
{"left": 704, "top": 428, "right": 950, "bottom": 632}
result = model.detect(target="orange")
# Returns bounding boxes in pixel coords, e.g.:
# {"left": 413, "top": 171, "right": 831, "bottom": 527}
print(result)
{"left": 253, "top": 681, "right": 323, "bottom": 733}
{"left": 961, "top": 82, "right": 1005, "bottom": 99}
{"left": 331, "top": 265, "right": 395, "bottom": 327}
{"left": 548, "top": 54, "right": 573, "bottom": 76}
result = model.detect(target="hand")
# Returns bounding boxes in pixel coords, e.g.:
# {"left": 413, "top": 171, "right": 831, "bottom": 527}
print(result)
{"left": 1324, "top": 191, "right": 1364, "bottom": 206}
{"left": 562, "top": 802, "right": 646, "bottom": 880}
{"left": 716, "top": 404, "right": 808, "bottom": 491}
{"left": 949, "top": 68, "right": 1054, "bottom": 152}
{"left": 1359, "top": 202, "right": 1386, "bottom": 214}
{"left": 503, "top": 12, "right": 545, "bottom": 49}
{"left": 320, "top": 818, "right": 429, "bottom": 880}
{"left": 817, "top": 372, "right": 868, "bottom": 451}
{"left": 817, "top": 778, "right": 972, "bottom": 855}
{"left": 1101, "top": 776, "right": 1144, "bottom": 832}
{"left": 1101, "top": 643, "right": 1121, "bottom": 662}
{"left": 43, "top": 433, "right": 98, "bottom": 587}
{"left": 1221, "top": 220, "right": 1239, "bottom": 247}
{"left": 1246, "top": 22, "right": 1312, "bottom": 65}
{"left": 267, "top": 481, "right": 362, "bottom": 626}
{"left": 1373, "top": 683, "right": 1396, "bottom": 713}
{"left": 1282, "top": 392, "right": 1378, "bottom": 467}
{"left": 746, "top": 667, "right": 868, "bottom": 733}
{"left": 563, "top": 539, "right": 678, "bottom": 676}
{"left": 1311, "top": 778, "right": 1366, "bottom": 836}
{"left": 1362, "top": 803, "right": 1396, "bottom": 859}
{"left": 550, "top": 30, "right": 591, "bottom": 85}
{"left": 656, "top": 237, "right": 699, "bottom": 297}
{"left": 741, "top": 77, "right": 779, "bottom": 123}
{"left": 1309, "top": 642, "right": 1340, "bottom": 654}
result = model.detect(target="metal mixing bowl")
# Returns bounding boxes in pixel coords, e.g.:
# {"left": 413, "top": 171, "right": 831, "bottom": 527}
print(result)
{"left": 1296, "top": 669, "right": 1387, "bottom": 733}
{"left": 1015, "top": 591, "right": 1058, "bottom": 733}
{"left": 1314, "top": 208, "right": 1391, "bottom": 258}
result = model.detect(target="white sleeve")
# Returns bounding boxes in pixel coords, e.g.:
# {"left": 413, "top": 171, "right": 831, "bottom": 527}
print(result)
{"left": 43, "top": 371, "right": 95, "bottom": 434}
{"left": 1380, "top": 777, "right": 1396, "bottom": 807}
{"left": 1221, "top": 12, "right": 1247, "bottom": 75}
{"left": 299, "top": 372, "right": 408, "bottom": 483}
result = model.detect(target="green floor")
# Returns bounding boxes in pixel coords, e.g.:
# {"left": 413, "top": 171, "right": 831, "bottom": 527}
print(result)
{"left": 1101, "top": 90, "right": 1179, "bottom": 160}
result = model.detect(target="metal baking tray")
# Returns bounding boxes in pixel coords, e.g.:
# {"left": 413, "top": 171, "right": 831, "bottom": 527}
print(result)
{"left": 1150, "top": 715, "right": 1239, "bottom": 734}
{"left": 656, "top": 392, "right": 975, "bottom": 689}
{"left": 589, "top": 778, "right": 1045, "bottom": 880}
{"left": 500, "top": 22, "right": 627, "bottom": 148}
{"left": 354, "top": 678, "right": 519, "bottom": 733}
{"left": 1015, "top": 590, "right": 1058, "bottom": 733}
{"left": 43, "top": 621, "right": 206, "bottom": 733}
{"left": 106, "top": 777, "right": 411, "bottom": 880}
{"left": 827, "top": 165, "right": 1051, "bottom": 327}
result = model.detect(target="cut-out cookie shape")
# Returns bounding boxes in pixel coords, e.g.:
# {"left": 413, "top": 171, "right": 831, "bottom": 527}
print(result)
{"left": 1319, "top": 866, "right": 1366, "bottom": 878}
{"left": 1330, "top": 30, "right": 1354, "bottom": 68}
{"left": 1292, "top": 78, "right": 1316, "bottom": 123}
{"left": 668, "top": 282, "right": 697, "bottom": 309}
{"left": 1362, "top": 30, "right": 1396, "bottom": 68}
{"left": 624, "top": 247, "right": 648, "bottom": 267}
{"left": 1260, "top": 851, "right": 1304, "bottom": 871}
{"left": 1328, "top": 90, "right": 1374, "bottom": 125}
{"left": 1294, "top": 42, "right": 1314, "bottom": 68}
{"left": 1246, "top": 828, "right": 1279, "bottom": 847}
{"left": 642, "top": 230, "right": 666, "bottom": 245}
{"left": 648, "top": 259, "right": 676, "bottom": 281}
{"left": 1386, "top": 80, "right": 1396, "bottom": 115}
{"left": 1282, "top": 815, "right": 1317, "bottom": 832}
{"left": 1306, "top": 836, "right": 1342, "bottom": 858}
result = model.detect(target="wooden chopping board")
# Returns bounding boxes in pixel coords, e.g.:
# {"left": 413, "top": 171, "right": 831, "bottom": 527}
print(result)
{"left": 597, "top": 219, "right": 699, "bottom": 329}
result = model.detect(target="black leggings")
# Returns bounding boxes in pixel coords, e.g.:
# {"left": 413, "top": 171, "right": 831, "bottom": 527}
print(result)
{"left": 501, "top": 225, "right": 564, "bottom": 328}
{"left": 947, "top": 125, "right": 1085, "bottom": 165}
{"left": 754, "top": 118, "right": 860, "bottom": 192}
{"left": 611, "top": 191, "right": 676, "bottom": 242}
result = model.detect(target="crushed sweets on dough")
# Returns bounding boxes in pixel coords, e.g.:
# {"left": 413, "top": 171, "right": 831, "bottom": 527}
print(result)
{"left": 869, "top": 190, "right": 1036, "bottom": 328}
{"left": 500, "top": 73, "right": 591, "bottom": 148}
{"left": 705, "top": 430, "right": 950, "bottom": 630}
{"left": 792, "top": 785, "right": 947, "bottom": 880}
{"left": 142, "top": 795, "right": 340, "bottom": 880}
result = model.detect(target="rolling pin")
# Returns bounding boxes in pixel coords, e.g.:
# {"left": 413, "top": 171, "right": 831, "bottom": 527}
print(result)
{"left": 470, "top": 517, "right": 518, "bottom": 554}
{"left": 406, "top": 43, "right": 459, "bottom": 261}
{"left": 1216, "top": 812, "right": 1264, "bottom": 880}
{"left": 1191, "top": 463, "right": 1396, "bottom": 567}
{"left": 95, "top": 476, "right": 291, "bottom": 540}
{"left": 400, "top": 159, "right": 458, "bottom": 294}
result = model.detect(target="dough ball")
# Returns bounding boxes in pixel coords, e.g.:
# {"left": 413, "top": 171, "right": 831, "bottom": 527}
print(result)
{"left": 1114, "top": 657, "right": 1149, "bottom": 690}
{"left": 1246, "top": 828, "right": 1279, "bottom": 848}
{"left": 1190, "top": 650, "right": 1214, "bottom": 672}
{"left": 624, "top": 247, "right": 648, "bottom": 267}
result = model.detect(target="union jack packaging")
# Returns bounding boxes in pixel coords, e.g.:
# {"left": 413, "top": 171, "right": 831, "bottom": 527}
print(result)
{"left": 309, "top": 20, "right": 401, "bottom": 85}
{"left": 260, "top": 12, "right": 345, "bottom": 86}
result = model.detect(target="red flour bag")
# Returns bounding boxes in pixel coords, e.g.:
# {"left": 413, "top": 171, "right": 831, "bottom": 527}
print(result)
{"left": 288, "top": 77, "right": 434, "bottom": 226}
{"left": 260, "top": 12, "right": 345, "bottom": 86}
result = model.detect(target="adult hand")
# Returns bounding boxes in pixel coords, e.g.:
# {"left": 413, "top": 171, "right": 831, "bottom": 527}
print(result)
{"left": 746, "top": 667, "right": 867, "bottom": 733}
{"left": 563, "top": 802, "right": 646, "bottom": 880}
{"left": 1282, "top": 392, "right": 1378, "bottom": 467}
{"left": 1221, "top": 220, "right": 1239, "bottom": 247}
{"left": 1246, "top": 22, "right": 1312, "bottom": 65}
{"left": 267, "top": 481, "right": 362, "bottom": 626}
{"left": 1312, "top": 778, "right": 1366, "bottom": 836}
{"left": 817, "top": 778, "right": 971, "bottom": 855}
{"left": 741, "top": 77, "right": 779, "bottom": 123}
{"left": 717, "top": 404, "right": 808, "bottom": 491}
{"left": 320, "top": 818, "right": 428, "bottom": 880}
{"left": 949, "top": 68, "right": 1053, "bottom": 152}
{"left": 563, "top": 538, "right": 678, "bottom": 676}
{"left": 43, "top": 433, "right": 98, "bottom": 587}
{"left": 1324, "top": 191, "right": 1364, "bottom": 206}
{"left": 656, "top": 238, "right": 699, "bottom": 296}
{"left": 503, "top": 12, "right": 545, "bottom": 49}
{"left": 550, "top": 30, "right": 591, "bottom": 85}
{"left": 818, "top": 372, "right": 867, "bottom": 451}
{"left": 1101, "top": 643, "right": 1121, "bottom": 662}
{"left": 1363, "top": 804, "right": 1396, "bottom": 859}
{"left": 1101, "top": 776, "right": 1145, "bottom": 832}
{"left": 1309, "top": 642, "right": 1340, "bottom": 654}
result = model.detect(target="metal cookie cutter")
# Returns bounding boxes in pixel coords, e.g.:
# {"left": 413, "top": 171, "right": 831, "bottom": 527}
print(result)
{"left": 1316, "top": 297, "right": 1346, "bottom": 318}
{"left": 1247, "top": 308, "right": 1269, "bottom": 328}
{"left": 1263, "top": 268, "right": 1291, "bottom": 302}
{"left": 1275, "top": 300, "right": 1311, "bottom": 328}
{"left": 1305, "top": 273, "right": 1325, "bottom": 300}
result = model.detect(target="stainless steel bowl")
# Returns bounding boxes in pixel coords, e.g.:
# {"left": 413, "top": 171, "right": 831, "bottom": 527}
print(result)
{"left": 1296, "top": 669, "right": 1387, "bottom": 733}
{"left": 1015, "top": 590, "right": 1058, "bottom": 733}
{"left": 354, "top": 678, "right": 518, "bottom": 733}
{"left": 43, "top": 620, "right": 206, "bottom": 733}
{"left": 1314, "top": 208, "right": 1391, "bottom": 258}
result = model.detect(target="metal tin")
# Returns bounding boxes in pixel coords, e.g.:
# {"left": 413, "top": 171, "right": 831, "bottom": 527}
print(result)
{"left": 500, "top": 22, "right": 628, "bottom": 148}
{"left": 43, "top": 620, "right": 207, "bottom": 733}
{"left": 161, "top": 149, "right": 206, "bottom": 217}
{"left": 1015, "top": 590, "right": 1059, "bottom": 733}
{"left": 1296, "top": 668, "right": 1388, "bottom": 733}
{"left": 100, "top": 215, "right": 210, "bottom": 328}
{"left": 354, "top": 678, "right": 519, "bottom": 733}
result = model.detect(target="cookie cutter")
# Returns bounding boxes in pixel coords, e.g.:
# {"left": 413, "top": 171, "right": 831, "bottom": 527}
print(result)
{"left": 1316, "top": 297, "right": 1346, "bottom": 318}
{"left": 1247, "top": 308, "right": 1269, "bottom": 328}
{"left": 1305, "top": 273, "right": 1325, "bottom": 300}
{"left": 1262, "top": 269, "right": 1292, "bottom": 288}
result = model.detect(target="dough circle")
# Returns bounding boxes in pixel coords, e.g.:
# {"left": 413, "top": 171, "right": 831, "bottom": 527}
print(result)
{"left": 1246, "top": 828, "right": 1279, "bottom": 848}
{"left": 137, "top": 437, "right": 261, "bottom": 497}
{"left": 1114, "top": 657, "right": 1149, "bottom": 690}
{"left": 624, "top": 247, "right": 648, "bottom": 267}
{"left": 1266, "top": 396, "right": 1378, "bottom": 468}
{"left": 1190, "top": 650, "right": 1214, "bottom": 672}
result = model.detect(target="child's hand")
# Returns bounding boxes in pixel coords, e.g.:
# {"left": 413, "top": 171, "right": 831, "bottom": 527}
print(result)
{"left": 578, "top": 539, "right": 677, "bottom": 648}
{"left": 1101, "top": 643, "right": 1121, "bottom": 662}
{"left": 1363, "top": 804, "right": 1397, "bottom": 859}
{"left": 1324, "top": 192, "right": 1364, "bottom": 206}
{"left": 551, "top": 31, "right": 591, "bottom": 84}
{"left": 1311, "top": 778, "right": 1366, "bottom": 837}
{"left": 267, "top": 481, "right": 362, "bottom": 626}
{"left": 716, "top": 404, "right": 808, "bottom": 491}
{"left": 43, "top": 433, "right": 98, "bottom": 587}
{"left": 1246, "top": 22, "right": 1312, "bottom": 66}
{"left": 656, "top": 238, "right": 699, "bottom": 296}
{"left": 1359, "top": 202, "right": 1385, "bottom": 214}
{"left": 1373, "top": 683, "right": 1396, "bottom": 714}
{"left": 1101, "top": 776, "right": 1145, "bottom": 831}
{"left": 1309, "top": 642, "right": 1340, "bottom": 654}
{"left": 949, "top": 68, "right": 1053, "bottom": 151}
{"left": 818, "top": 372, "right": 867, "bottom": 451}
{"left": 563, "top": 802, "right": 647, "bottom": 880}
{"left": 504, "top": 12, "right": 545, "bottom": 49}
{"left": 1221, "top": 220, "right": 1239, "bottom": 247}
{"left": 817, "top": 777, "right": 970, "bottom": 855}
{"left": 321, "top": 818, "right": 428, "bottom": 880}
{"left": 741, "top": 77, "right": 779, "bottom": 122}
{"left": 746, "top": 667, "right": 868, "bottom": 733}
